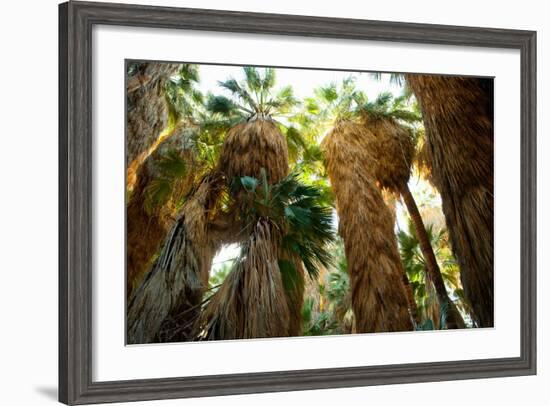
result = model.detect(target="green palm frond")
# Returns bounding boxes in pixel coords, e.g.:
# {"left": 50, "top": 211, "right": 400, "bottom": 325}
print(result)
{"left": 243, "top": 66, "right": 262, "bottom": 92}
{"left": 315, "top": 82, "right": 339, "bottom": 104}
{"left": 155, "top": 150, "right": 187, "bottom": 178}
{"left": 261, "top": 67, "right": 276, "bottom": 91}
{"left": 278, "top": 259, "right": 301, "bottom": 293}
{"left": 297, "top": 77, "right": 362, "bottom": 140}
{"left": 398, "top": 215, "right": 468, "bottom": 328}
{"left": 218, "top": 78, "right": 259, "bottom": 112}
{"left": 142, "top": 149, "right": 190, "bottom": 214}
{"left": 265, "top": 85, "right": 299, "bottom": 115}
{"left": 143, "top": 178, "right": 172, "bottom": 215}
{"left": 232, "top": 171, "right": 336, "bottom": 279}
{"left": 205, "top": 94, "right": 248, "bottom": 117}
{"left": 214, "top": 67, "right": 297, "bottom": 119}
{"left": 281, "top": 125, "right": 307, "bottom": 163}
{"left": 355, "top": 88, "right": 421, "bottom": 124}
{"left": 165, "top": 64, "right": 203, "bottom": 120}
{"left": 370, "top": 72, "right": 405, "bottom": 87}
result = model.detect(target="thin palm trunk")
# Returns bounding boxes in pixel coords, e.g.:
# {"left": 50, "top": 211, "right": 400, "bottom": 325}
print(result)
{"left": 401, "top": 268, "right": 421, "bottom": 325}
{"left": 401, "top": 184, "right": 465, "bottom": 329}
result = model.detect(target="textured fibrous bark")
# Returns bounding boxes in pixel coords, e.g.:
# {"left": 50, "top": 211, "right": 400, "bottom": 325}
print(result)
{"left": 382, "top": 189, "right": 420, "bottom": 325}
{"left": 126, "top": 62, "right": 180, "bottom": 169}
{"left": 126, "top": 128, "right": 196, "bottom": 298}
{"left": 359, "top": 112, "right": 465, "bottom": 328}
{"left": 358, "top": 115, "right": 415, "bottom": 192}
{"left": 406, "top": 74, "right": 494, "bottom": 327}
{"left": 127, "top": 174, "right": 223, "bottom": 344}
{"left": 203, "top": 116, "right": 299, "bottom": 339}
{"left": 218, "top": 117, "right": 289, "bottom": 183}
{"left": 322, "top": 120, "right": 413, "bottom": 333}
{"left": 201, "top": 220, "right": 291, "bottom": 339}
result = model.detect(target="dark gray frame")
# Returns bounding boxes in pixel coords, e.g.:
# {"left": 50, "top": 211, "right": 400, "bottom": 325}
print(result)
{"left": 59, "top": 1, "right": 537, "bottom": 404}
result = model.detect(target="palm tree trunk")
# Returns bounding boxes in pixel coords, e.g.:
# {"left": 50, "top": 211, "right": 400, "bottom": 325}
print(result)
{"left": 126, "top": 62, "right": 180, "bottom": 169}
{"left": 383, "top": 190, "right": 420, "bottom": 325}
{"left": 401, "top": 184, "right": 465, "bottom": 329}
{"left": 322, "top": 121, "right": 414, "bottom": 333}
{"left": 127, "top": 174, "right": 224, "bottom": 344}
{"left": 401, "top": 270, "right": 420, "bottom": 325}
{"left": 406, "top": 74, "right": 493, "bottom": 327}
{"left": 280, "top": 253, "right": 305, "bottom": 336}
{"left": 201, "top": 219, "right": 291, "bottom": 340}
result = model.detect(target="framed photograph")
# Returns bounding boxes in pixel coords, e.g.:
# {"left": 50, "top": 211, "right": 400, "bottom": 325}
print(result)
{"left": 59, "top": 1, "right": 536, "bottom": 404}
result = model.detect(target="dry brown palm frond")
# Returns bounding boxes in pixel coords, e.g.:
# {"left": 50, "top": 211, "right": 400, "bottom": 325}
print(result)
{"left": 127, "top": 172, "right": 225, "bottom": 344}
{"left": 322, "top": 120, "right": 413, "bottom": 333}
{"left": 358, "top": 114, "right": 415, "bottom": 193}
{"left": 413, "top": 128, "right": 435, "bottom": 184}
{"left": 200, "top": 219, "right": 291, "bottom": 340}
{"left": 406, "top": 74, "right": 494, "bottom": 327}
{"left": 360, "top": 104, "right": 465, "bottom": 329}
{"left": 218, "top": 118, "right": 289, "bottom": 183}
{"left": 381, "top": 188, "right": 398, "bottom": 220}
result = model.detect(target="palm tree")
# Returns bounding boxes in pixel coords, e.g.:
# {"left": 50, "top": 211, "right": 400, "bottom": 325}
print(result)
{"left": 201, "top": 67, "right": 314, "bottom": 338}
{"left": 355, "top": 91, "right": 465, "bottom": 329}
{"left": 322, "top": 119, "right": 413, "bottom": 332}
{"left": 304, "top": 79, "right": 411, "bottom": 332}
{"left": 200, "top": 173, "right": 335, "bottom": 339}
{"left": 126, "top": 132, "right": 193, "bottom": 297}
{"left": 398, "top": 219, "right": 470, "bottom": 328}
{"left": 128, "top": 67, "right": 332, "bottom": 342}
{"left": 405, "top": 74, "right": 494, "bottom": 327}
{"left": 210, "top": 67, "right": 300, "bottom": 182}
{"left": 126, "top": 64, "right": 234, "bottom": 298}
{"left": 127, "top": 172, "right": 230, "bottom": 343}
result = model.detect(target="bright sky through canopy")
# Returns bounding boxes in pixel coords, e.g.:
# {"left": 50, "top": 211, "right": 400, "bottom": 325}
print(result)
{"left": 197, "top": 64, "right": 403, "bottom": 102}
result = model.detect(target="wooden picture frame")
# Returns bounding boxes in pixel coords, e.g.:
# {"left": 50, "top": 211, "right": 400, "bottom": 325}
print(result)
{"left": 59, "top": 1, "right": 537, "bottom": 404}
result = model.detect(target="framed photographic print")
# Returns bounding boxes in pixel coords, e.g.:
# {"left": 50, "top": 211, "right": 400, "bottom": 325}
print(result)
{"left": 59, "top": 1, "right": 537, "bottom": 404}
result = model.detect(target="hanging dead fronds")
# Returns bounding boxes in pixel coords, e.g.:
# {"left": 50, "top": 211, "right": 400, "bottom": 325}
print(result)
{"left": 218, "top": 117, "right": 289, "bottom": 183}
{"left": 322, "top": 120, "right": 413, "bottom": 333}
{"left": 358, "top": 114, "right": 415, "bottom": 194}
{"left": 406, "top": 74, "right": 494, "bottom": 327}
{"left": 200, "top": 219, "right": 291, "bottom": 340}
{"left": 126, "top": 128, "right": 198, "bottom": 298}
{"left": 127, "top": 173, "right": 225, "bottom": 344}
{"left": 357, "top": 94, "right": 465, "bottom": 329}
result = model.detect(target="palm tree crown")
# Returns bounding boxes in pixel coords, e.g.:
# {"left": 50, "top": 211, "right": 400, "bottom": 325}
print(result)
{"left": 207, "top": 67, "right": 299, "bottom": 119}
